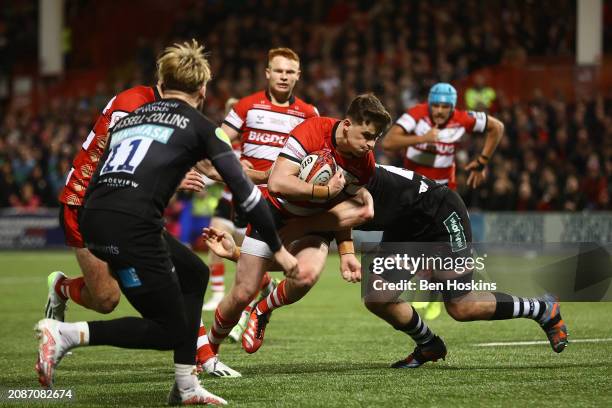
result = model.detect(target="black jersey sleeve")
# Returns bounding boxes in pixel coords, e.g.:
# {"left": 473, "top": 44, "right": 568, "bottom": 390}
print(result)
{"left": 199, "top": 122, "right": 282, "bottom": 252}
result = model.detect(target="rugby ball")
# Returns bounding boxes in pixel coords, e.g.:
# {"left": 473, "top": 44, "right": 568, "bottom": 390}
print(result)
{"left": 298, "top": 150, "right": 337, "bottom": 186}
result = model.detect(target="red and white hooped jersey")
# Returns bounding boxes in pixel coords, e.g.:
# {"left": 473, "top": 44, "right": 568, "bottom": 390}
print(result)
{"left": 223, "top": 90, "right": 318, "bottom": 172}
{"left": 395, "top": 103, "right": 487, "bottom": 185}
{"left": 59, "top": 85, "right": 160, "bottom": 206}
{"left": 267, "top": 117, "right": 375, "bottom": 217}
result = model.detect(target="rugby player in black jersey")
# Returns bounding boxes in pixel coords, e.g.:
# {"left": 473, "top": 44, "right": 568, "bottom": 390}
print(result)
{"left": 35, "top": 40, "right": 298, "bottom": 406}
{"left": 204, "top": 164, "right": 568, "bottom": 369}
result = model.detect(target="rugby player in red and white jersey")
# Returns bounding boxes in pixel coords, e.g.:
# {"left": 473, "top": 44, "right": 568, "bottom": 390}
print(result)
{"left": 50, "top": 85, "right": 161, "bottom": 318}
{"left": 203, "top": 94, "right": 391, "bottom": 356}
{"left": 45, "top": 81, "right": 240, "bottom": 378}
{"left": 199, "top": 48, "right": 318, "bottom": 310}
{"left": 382, "top": 83, "right": 504, "bottom": 190}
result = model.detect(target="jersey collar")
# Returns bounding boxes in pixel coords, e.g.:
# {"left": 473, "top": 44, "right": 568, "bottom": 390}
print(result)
{"left": 265, "top": 89, "right": 296, "bottom": 106}
{"left": 153, "top": 85, "right": 162, "bottom": 101}
{"left": 331, "top": 120, "right": 341, "bottom": 148}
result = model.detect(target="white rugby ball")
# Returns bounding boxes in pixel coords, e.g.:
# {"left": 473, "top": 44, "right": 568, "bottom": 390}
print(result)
{"left": 298, "top": 150, "right": 337, "bottom": 186}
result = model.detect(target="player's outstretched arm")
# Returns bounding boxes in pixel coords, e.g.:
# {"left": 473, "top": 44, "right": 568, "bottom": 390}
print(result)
{"left": 278, "top": 187, "right": 373, "bottom": 243}
{"left": 196, "top": 158, "right": 270, "bottom": 185}
{"left": 202, "top": 227, "right": 285, "bottom": 270}
{"left": 381, "top": 124, "right": 439, "bottom": 151}
{"left": 465, "top": 115, "right": 504, "bottom": 188}
{"left": 481, "top": 115, "right": 504, "bottom": 159}
{"left": 244, "top": 167, "right": 270, "bottom": 185}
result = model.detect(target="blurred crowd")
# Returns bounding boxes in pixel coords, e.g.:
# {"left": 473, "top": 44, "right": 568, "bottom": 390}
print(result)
{"left": 1, "top": 82, "right": 609, "bottom": 212}
{"left": 457, "top": 92, "right": 611, "bottom": 211}
{"left": 163, "top": 0, "right": 576, "bottom": 123}
{"left": 1, "top": 0, "right": 610, "bottom": 211}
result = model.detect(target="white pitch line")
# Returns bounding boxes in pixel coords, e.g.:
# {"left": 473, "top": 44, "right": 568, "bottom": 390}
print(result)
{"left": 475, "top": 338, "right": 612, "bottom": 347}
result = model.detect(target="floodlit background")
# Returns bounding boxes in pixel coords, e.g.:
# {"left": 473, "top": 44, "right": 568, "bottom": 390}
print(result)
{"left": 0, "top": 2, "right": 610, "bottom": 406}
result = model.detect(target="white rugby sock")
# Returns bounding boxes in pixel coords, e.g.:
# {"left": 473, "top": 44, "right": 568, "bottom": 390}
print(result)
{"left": 58, "top": 321, "right": 90, "bottom": 347}
{"left": 175, "top": 364, "right": 197, "bottom": 390}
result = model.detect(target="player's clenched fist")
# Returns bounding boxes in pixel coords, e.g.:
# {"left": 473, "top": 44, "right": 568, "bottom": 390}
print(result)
{"left": 421, "top": 127, "right": 440, "bottom": 143}
{"left": 327, "top": 170, "right": 346, "bottom": 198}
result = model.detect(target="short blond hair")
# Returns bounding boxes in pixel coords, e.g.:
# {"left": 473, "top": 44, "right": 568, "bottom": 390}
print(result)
{"left": 157, "top": 39, "right": 211, "bottom": 94}
{"left": 267, "top": 47, "right": 300, "bottom": 67}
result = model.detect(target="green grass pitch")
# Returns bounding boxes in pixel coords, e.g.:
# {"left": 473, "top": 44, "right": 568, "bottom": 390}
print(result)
{"left": 0, "top": 251, "right": 611, "bottom": 407}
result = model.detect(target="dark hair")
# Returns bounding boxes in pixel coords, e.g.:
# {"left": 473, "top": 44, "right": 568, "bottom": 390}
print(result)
{"left": 345, "top": 94, "right": 392, "bottom": 136}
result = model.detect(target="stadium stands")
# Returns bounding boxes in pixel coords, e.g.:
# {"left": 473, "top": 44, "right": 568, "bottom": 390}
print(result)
{"left": 0, "top": 0, "right": 609, "bottom": 211}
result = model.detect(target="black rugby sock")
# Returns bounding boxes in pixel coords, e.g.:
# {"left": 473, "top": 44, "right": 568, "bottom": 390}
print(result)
{"left": 396, "top": 306, "right": 435, "bottom": 345}
{"left": 491, "top": 292, "right": 547, "bottom": 322}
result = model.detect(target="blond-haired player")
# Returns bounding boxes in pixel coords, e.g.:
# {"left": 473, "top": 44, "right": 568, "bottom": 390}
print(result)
{"left": 35, "top": 40, "right": 298, "bottom": 406}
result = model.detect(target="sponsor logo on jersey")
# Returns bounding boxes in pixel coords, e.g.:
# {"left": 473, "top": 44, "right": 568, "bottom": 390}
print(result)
{"left": 116, "top": 267, "right": 142, "bottom": 288}
{"left": 87, "top": 242, "right": 120, "bottom": 255}
{"left": 416, "top": 142, "right": 455, "bottom": 154}
{"left": 287, "top": 109, "right": 306, "bottom": 117}
{"left": 247, "top": 131, "right": 287, "bottom": 145}
{"left": 270, "top": 117, "right": 285, "bottom": 126}
{"left": 438, "top": 144, "right": 455, "bottom": 154}
{"left": 111, "top": 124, "right": 174, "bottom": 147}
{"left": 109, "top": 111, "right": 129, "bottom": 129}
{"left": 444, "top": 211, "right": 467, "bottom": 253}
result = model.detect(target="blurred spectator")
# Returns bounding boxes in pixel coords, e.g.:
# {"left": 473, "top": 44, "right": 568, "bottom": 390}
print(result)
{"left": 0, "top": 161, "right": 19, "bottom": 207}
{"left": 465, "top": 74, "right": 496, "bottom": 111}
{"left": 488, "top": 173, "right": 515, "bottom": 210}
{"left": 1, "top": 0, "right": 609, "bottom": 213}
{"left": 15, "top": 182, "right": 41, "bottom": 211}
{"left": 516, "top": 180, "right": 537, "bottom": 211}
{"left": 562, "top": 175, "right": 587, "bottom": 211}
{"left": 581, "top": 153, "right": 608, "bottom": 208}
{"left": 535, "top": 166, "right": 561, "bottom": 211}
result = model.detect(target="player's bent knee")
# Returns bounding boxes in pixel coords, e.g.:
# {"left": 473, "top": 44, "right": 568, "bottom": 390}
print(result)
{"left": 444, "top": 301, "right": 475, "bottom": 322}
{"left": 90, "top": 283, "right": 121, "bottom": 314}
{"left": 232, "top": 284, "right": 258, "bottom": 308}
{"left": 293, "top": 267, "right": 320, "bottom": 289}
{"left": 94, "top": 293, "right": 120, "bottom": 314}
